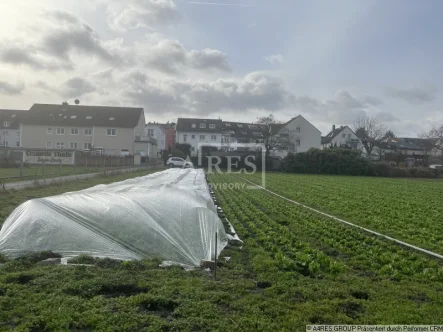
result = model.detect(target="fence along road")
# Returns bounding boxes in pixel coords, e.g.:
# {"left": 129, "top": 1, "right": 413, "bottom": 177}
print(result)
{"left": 2, "top": 165, "right": 161, "bottom": 191}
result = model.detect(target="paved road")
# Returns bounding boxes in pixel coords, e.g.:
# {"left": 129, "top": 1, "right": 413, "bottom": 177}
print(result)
{"left": 3, "top": 166, "right": 163, "bottom": 191}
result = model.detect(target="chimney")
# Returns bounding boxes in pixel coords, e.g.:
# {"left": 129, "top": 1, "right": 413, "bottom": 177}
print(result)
{"left": 332, "top": 125, "right": 336, "bottom": 131}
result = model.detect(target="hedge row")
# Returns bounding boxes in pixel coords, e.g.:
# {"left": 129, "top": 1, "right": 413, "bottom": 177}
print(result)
{"left": 281, "top": 149, "right": 441, "bottom": 178}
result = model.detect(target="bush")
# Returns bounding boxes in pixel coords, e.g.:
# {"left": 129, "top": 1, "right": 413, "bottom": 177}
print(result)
{"left": 281, "top": 149, "right": 440, "bottom": 179}
{"left": 371, "top": 162, "right": 393, "bottom": 177}
{"left": 414, "top": 168, "right": 435, "bottom": 178}
{"left": 282, "top": 149, "right": 372, "bottom": 176}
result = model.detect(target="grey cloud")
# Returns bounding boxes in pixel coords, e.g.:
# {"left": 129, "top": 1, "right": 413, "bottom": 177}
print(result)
{"left": 188, "top": 49, "right": 231, "bottom": 72}
{"left": 140, "top": 38, "right": 231, "bottom": 73}
{"left": 108, "top": 0, "right": 180, "bottom": 31}
{"left": 61, "top": 77, "right": 96, "bottom": 98}
{"left": 0, "top": 43, "right": 73, "bottom": 71}
{"left": 0, "top": 81, "right": 25, "bottom": 95}
{"left": 0, "top": 10, "right": 120, "bottom": 71}
{"left": 376, "top": 111, "right": 399, "bottom": 123}
{"left": 361, "top": 95, "right": 383, "bottom": 106}
{"left": 122, "top": 71, "right": 292, "bottom": 115}
{"left": 142, "top": 39, "right": 187, "bottom": 74}
{"left": 264, "top": 54, "right": 284, "bottom": 65}
{"left": 292, "top": 90, "right": 383, "bottom": 124}
{"left": 43, "top": 11, "right": 119, "bottom": 63}
{"left": 384, "top": 86, "right": 436, "bottom": 104}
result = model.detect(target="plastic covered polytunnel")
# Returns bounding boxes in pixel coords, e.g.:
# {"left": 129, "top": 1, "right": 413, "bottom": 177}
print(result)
{"left": 0, "top": 168, "right": 234, "bottom": 267}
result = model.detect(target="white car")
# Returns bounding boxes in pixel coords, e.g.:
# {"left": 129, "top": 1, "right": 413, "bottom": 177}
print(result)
{"left": 167, "top": 157, "right": 193, "bottom": 168}
{"left": 429, "top": 164, "right": 443, "bottom": 170}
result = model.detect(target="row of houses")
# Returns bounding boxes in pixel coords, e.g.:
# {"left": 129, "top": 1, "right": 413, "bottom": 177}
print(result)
{"left": 175, "top": 115, "right": 322, "bottom": 157}
{"left": 1, "top": 102, "right": 440, "bottom": 164}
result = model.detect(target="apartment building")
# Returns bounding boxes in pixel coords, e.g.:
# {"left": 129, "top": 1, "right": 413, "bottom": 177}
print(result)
{"left": 176, "top": 118, "right": 223, "bottom": 156}
{"left": 20, "top": 102, "right": 153, "bottom": 156}
{"left": 176, "top": 115, "right": 321, "bottom": 157}
{"left": 0, "top": 109, "right": 25, "bottom": 148}
{"left": 222, "top": 115, "right": 321, "bottom": 157}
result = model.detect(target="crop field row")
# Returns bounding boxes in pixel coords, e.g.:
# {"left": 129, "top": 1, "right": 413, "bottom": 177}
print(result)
{"left": 243, "top": 173, "right": 443, "bottom": 254}
{"left": 209, "top": 173, "right": 443, "bottom": 324}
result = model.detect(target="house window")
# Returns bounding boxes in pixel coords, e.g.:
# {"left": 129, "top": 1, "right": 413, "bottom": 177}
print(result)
{"left": 56, "top": 128, "right": 65, "bottom": 135}
{"left": 237, "top": 124, "right": 243, "bottom": 128}
{"left": 70, "top": 115, "right": 77, "bottom": 119}
{"left": 4, "top": 141, "right": 8, "bottom": 147}
{"left": 191, "top": 123, "right": 196, "bottom": 128}
{"left": 16, "top": 141, "right": 20, "bottom": 147}
{"left": 348, "top": 134, "right": 352, "bottom": 139}
{"left": 183, "top": 134, "right": 187, "bottom": 142}
{"left": 148, "top": 129, "right": 154, "bottom": 136}
{"left": 342, "top": 133, "right": 346, "bottom": 138}
{"left": 225, "top": 123, "right": 231, "bottom": 127}
{"left": 109, "top": 117, "right": 115, "bottom": 120}
{"left": 46, "top": 142, "right": 52, "bottom": 149}
{"left": 84, "top": 143, "right": 92, "bottom": 150}
{"left": 209, "top": 124, "right": 215, "bottom": 129}
{"left": 296, "top": 140, "right": 301, "bottom": 147}
{"left": 56, "top": 142, "right": 64, "bottom": 149}
{"left": 107, "top": 128, "right": 116, "bottom": 136}
{"left": 70, "top": 128, "right": 79, "bottom": 135}
{"left": 3, "top": 121, "right": 10, "bottom": 127}
{"left": 70, "top": 142, "right": 78, "bottom": 149}
{"left": 191, "top": 135, "right": 195, "bottom": 139}
{"left": 200, "top": 123, "right": 206, "bottom": 128}
{"left": 86, "top": 116, "right": 92, "bottom": 119}
{"left": 84, "top": 128, "right": 92, "bottom": 136}
{"left": 296, "top": 127, "right": 300, "bottom": 133}
{"left": 211, "top": 135, "right": 217, "bottom": 141}
{"left": 200, "top": 135, "right": 205, "bottom": 140}
{"left": 47, "top": 128, "right": 53, "bottom": 135}
{"left": 191, "top": 146, "right": 195, "bottom": 151}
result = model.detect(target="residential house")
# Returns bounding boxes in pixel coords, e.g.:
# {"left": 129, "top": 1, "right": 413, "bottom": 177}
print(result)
{"left": 20, "top": 102, "right": 157, "bottom": 158}
{"left": 176, "top": 118, "right": 223, "bottom": 156}
{"left": 146, "top": 122, "right": 167, "bottom": 156}
{"left": 0, "top": 109, "right": 25, "bottom": 148}
{"left": 321, "top": 125, "right": 363, "bottom": 151}
{"left": 373, "top": 137, "right": 435, "bottom": 165}
{"left": 222, "top": 121, "right": 266, "bottom": 150}
{"left": 269, "top": 115, "right": 321, "bottom": 157}
{"left": 222, "top": 115, "right": 321, "bottom": 157}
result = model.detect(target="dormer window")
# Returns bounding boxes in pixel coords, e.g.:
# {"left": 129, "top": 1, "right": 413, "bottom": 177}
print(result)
{"left": 200, "top": 123, "right": 206, "bottom": 128}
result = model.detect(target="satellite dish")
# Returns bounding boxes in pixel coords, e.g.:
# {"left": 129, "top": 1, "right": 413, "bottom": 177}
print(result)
{"left": 74, "top": 99, "right": 80, "bottom": 105}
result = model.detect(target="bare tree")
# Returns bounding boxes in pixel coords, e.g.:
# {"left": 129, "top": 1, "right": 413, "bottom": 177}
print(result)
{"left": 256, "top": 114, "right": 295, "bottom": 163}
{"left": 353, "top": 116, "right": 387, "bottom": 156}
{"left": 422, "top": 124, "right": 443, "bottom": 157}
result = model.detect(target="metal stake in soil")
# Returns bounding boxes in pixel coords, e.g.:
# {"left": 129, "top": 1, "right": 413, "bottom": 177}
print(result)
{"left": 214, "top": 232, "right": 218, "bottom": 281}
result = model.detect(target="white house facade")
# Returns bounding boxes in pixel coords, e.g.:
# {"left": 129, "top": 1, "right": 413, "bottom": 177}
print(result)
{"left": 321, "top": 125, "right": 363, "bottom": 151}
{"left": 176, "top": 118, "right": 223, "bottom": 157}
{"left": 145, "top": 122, "right": 166, "bottom": 152}
{"left": 0, "top": 109, "right": 24, "bottom": 148}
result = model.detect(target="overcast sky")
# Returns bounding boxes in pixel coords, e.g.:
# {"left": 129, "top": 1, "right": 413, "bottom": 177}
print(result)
{"left": 1, "top": 0, "right": 442, "bottom": 136}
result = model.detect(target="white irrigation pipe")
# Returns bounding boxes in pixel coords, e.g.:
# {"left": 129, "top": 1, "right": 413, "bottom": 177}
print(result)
{"left": 238, "top": 176, "right": 443, "bottom": 261}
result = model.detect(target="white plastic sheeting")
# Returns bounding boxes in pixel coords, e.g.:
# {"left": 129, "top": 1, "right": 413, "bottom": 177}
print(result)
{"left": 0, "top": 168, "right": 230, "bottom": 267}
